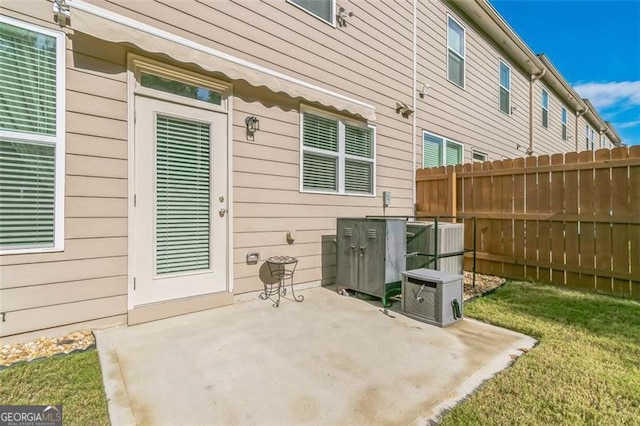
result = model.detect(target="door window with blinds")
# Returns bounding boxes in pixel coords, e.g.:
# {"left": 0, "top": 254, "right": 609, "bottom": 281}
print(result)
{"left": 300, "top": 110, "right": 375, "bottom": 195}
{"left": 155, "top": 115, "right": 211, "bottom": 275}
{"left": 423, "top": 132, "right": 463, "bottom": 168}
{"left": 0, "top": 17, "right": 65, "bottom": 253}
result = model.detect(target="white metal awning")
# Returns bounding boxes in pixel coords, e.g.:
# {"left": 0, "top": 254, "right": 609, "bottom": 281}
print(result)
{"left": 65, "top": 0, "right": 376, "bottom": 121}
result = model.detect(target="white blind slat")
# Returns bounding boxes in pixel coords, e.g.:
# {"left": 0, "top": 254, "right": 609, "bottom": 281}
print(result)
{"left": 0, "top": 139, "right": 55, "bottom": 249}
{"left": 0, "top": 22, "right": 57, "bottom": 136}
{"left": 345, "top": 160, "right": 372, "bottom": 193}
{"left": 155, "top": 115, "right": 211, "bottom": 275}
{"left": 344, "top": 124, "right": 373, "bottom": 158}
{"left": 303, "top": 153, "right": 337, "bottom": 192}
{"left": 302, "top": 113, "right": 338, "bottom": 152}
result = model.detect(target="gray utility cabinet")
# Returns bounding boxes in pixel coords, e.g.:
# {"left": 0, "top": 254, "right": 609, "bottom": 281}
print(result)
{"left": 406, "top": 222, "right": 464, "bottom": 274}
{"left": 336, "top": 218, "right": 406, "bottom": 298}
{"left": 402, "top": 268, "right": 464, "bottom": 327}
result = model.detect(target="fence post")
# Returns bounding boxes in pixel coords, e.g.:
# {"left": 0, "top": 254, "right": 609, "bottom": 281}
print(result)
{"left": 448, "top": 169, "right": 457, "bottom": 220}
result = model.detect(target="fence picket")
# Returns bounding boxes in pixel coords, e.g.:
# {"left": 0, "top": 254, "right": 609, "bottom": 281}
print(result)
{"left": 538, "top": 155, "right": 552, "bottom": 282}
{"left": 550, "top": 153, "right": 566, "bottom": 285}
{"left": 594, "top": 149, "right": 613, "bottom": 293}
{"left": 611, "top": 147, "right": 631, "bottom": 296}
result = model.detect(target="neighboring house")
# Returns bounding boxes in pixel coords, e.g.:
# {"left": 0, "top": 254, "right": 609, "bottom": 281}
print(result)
{"left": 0, "top": 0, "right": 622, "bottom": 342}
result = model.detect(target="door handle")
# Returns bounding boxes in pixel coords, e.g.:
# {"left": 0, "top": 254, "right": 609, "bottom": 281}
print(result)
{"left": 219, "top": 208, "right": 227, "bottom": 217}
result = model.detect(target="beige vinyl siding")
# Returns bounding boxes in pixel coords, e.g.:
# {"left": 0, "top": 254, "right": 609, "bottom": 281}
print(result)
{"left": 82, "top": 0, "right": 420, "bottom": 293}
{"left": 232, "top": 92, "right": 411, "bottom": 292}
{"left": 532, "top": 81, "right": 576, "bottom": 154}
{"left": 79, "top": 1, "right": 413, "bottom": 296}
{"left": 575, "top": 115, "right": 587, "bottom": 151}
{"left": 416, "top": 1, "right": 531, "bottom": 164}
{"left": 0, "top": 3, "right": 128, "bottom": 340}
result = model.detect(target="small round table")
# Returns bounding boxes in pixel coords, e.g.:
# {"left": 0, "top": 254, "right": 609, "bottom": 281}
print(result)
{"left": 262, "top": 256, "right": 304, "bottom": 308}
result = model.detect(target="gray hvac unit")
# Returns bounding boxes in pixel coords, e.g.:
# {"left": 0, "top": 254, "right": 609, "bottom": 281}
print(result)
{"left": 401, "top": 268, "right": 464, "bottom": 327}
{"left": 406, "top": 222, "right": 464, "bottom": 274}
{"left": 336, "top": 218, "right": 406, "bottom": 298}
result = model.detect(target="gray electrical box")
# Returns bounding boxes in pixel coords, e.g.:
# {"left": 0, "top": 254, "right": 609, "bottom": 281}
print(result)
{"left": 336, "top": 218, "right": 406, "bottom": 298}
{"left": 402, "top": 268, "right": 464, "bottom": 327}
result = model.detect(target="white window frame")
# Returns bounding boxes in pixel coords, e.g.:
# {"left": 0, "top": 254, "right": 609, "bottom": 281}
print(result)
{"left": 0, "top": 16, "right": 66, "bottom": 255}
{"left": 446, "top": 14, "right": 466, "bottom": 89}
{"left": 498, "top": 59, "right": 511, "bottom": 115}
{"left": 287, "top": 0, "right": 336, "bottom": 27}
{"left": 299, "top": 106, "right": 376, "bottom": 197}
{"left": 541, "top": 88, "right": 549, "bottom": 129}
{"left": 472, "top": 149, "right": 488, "bottom": 162}
{"left": 422, "top": 131, "right": 464, "bottom": 167}
{"left": 561, "top": 106, "right": 568, "bottom": 141}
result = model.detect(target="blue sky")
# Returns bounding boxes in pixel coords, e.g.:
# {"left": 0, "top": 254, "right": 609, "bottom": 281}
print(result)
{"left": 491, "top": 0, "right": 640, "bottom": 146}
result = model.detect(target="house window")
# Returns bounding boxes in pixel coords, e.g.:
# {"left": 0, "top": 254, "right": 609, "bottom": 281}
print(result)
{"left": 447, "top": 15, "right": 465, "bottom": 88}
{"left": 423, "top": 132, "right": 463, "bottom": 168}
{"left": 561, "top": 107, "right": 568, "bottom": 141}
{"left": 0, "top": 17, "right": 65, "bottom": 254}
{"left": 289, "top": 0, "right": 335, "bottom": 25}
{"left": 472, "top": 150, "right": 488, "bottom": 162}
{"left": 300, "top": 110, "right": 375, "bottom": 195}
{"left": 585, "top": 124, "right": 596, "bottom": 150}
{"left": 541, "top": 88, "right": 549, "bottom": 128}
{"left": 499, "top": 60, "right": 511, "bottom": 114}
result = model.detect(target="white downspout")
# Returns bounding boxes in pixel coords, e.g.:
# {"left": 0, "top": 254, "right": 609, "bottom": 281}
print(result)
{"left": 529, "top": 69, "right": 545, "bottom": 154}
{"left": 575, "top": 107, "right": 588, "bottom": 151}
{"left": 411, "top": 0, "right": 417, "bottom": 212}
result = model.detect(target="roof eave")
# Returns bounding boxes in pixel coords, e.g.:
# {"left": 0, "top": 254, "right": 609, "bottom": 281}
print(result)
{"left": 537, "top": 54, "right": 586, "bottom": 112}
{"left": 453, "top": 0, "right": 544, "bottom": 75}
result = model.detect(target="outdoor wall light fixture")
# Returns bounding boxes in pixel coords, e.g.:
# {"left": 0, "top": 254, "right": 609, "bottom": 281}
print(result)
{"left": 245, "top": 115, "right": 260, "bottom": 134}
{"left": 396, "top": 101, "right": 414, "bottom": 118}
{"left": 516, "top": 143, "right": 534, "bottom": 156}
{"left": 418, "top": 83, "right": 430, "bottom": 99}
{"left": 337, "top": 5, "right": 354, "bottom": 27}
{"left": 53, "top": 0, "right": 71, "bottom": 27}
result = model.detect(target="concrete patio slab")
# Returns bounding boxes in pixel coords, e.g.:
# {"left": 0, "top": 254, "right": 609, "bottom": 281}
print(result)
{"left": 95, "top": 287, "right": 536, "bottom": 425}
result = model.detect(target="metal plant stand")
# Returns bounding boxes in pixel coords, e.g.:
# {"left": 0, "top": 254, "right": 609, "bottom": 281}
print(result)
{"left": 262, "top": 256, "right": 303, "bottom": 308}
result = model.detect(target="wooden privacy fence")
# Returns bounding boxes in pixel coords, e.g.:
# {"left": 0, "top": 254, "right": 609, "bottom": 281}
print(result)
{"left": 416, "top": 146, "right": 640, "bottom": 300}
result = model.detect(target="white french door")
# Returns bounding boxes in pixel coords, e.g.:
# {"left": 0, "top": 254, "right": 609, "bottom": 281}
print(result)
{"left": 133, "top": 95, "right": 228, "bottom": 305}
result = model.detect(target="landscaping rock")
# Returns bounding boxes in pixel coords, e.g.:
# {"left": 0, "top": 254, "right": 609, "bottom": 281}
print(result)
{"left": 464, "top": 271, "right": 506, "bottom": 300}
{"left": 0, "top": 330, "right": 95, "bottom": 369}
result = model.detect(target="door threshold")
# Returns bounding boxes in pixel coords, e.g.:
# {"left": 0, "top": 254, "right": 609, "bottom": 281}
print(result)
{"left": 128, "top": 291, "right": 233, "bottom": 325}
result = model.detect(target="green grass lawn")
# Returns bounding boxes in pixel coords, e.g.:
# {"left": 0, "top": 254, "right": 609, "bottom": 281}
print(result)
{"left": 440, "top": 281, "right": 640, "bottom": 425}
{"left": 0, "top": 349, "right": 109, "bottom": 426}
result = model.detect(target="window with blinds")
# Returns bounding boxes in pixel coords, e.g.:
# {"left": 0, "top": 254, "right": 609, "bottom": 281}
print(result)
{"left": 422, "top": 132, "right": 463, "bottom": 168}
{"left": 499, "top": 60, "right": 511, "bottom": 114}
{"left": 447, "top": 15, "right": 466, "bottom": 88}
{"left": 155, "top": 115, "right": 211, "bottom": 275}
{"left": 301, "top": 111, "right": 374, "bottom": 195}
{"left": 0, "top": 18, "right": 64, "bottom": 253}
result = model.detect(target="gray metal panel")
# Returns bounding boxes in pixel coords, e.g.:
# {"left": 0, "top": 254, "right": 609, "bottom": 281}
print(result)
{"left": 406, "top": 222, "right": 464, "bottom": 274}
{"left": 359, "top": 220, "right": 386, "bottom": 297}
{"left": 385, "top": 219, "right": 407, "bottom": 284}
{"left": 336, "top": 218, "right": 359, "bottom": 289}
{"left": 336, "top": 218, "right": 407, "bottom": 298}
{"left": 406, "top": 223, "right": 433, "bottom": 270}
